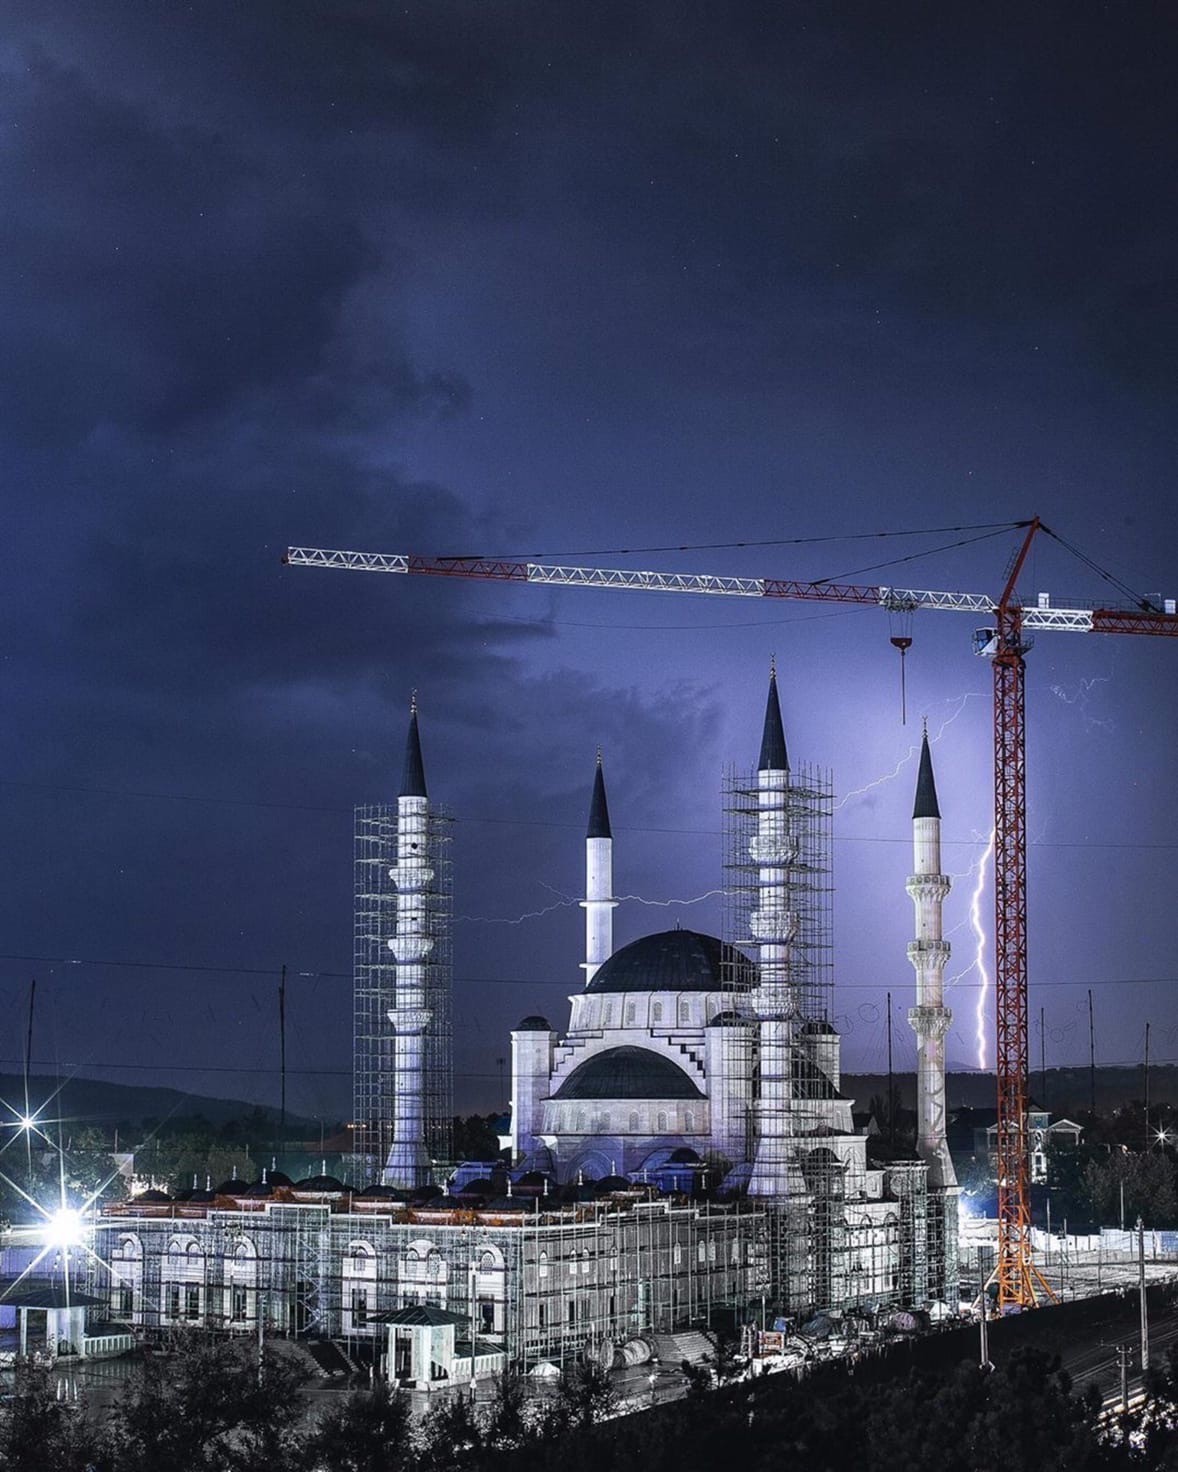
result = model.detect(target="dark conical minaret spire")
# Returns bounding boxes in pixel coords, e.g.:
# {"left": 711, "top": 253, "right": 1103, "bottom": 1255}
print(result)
{"left": 399, "top": 693, "right": 428, "bottom": 799}
{"left": 757, "top": 657, "right": 789, "bottom": 772}
{"left": 913, "top": 722, "right": 940, "bottom": 819}
{"left": 587, "top": 747, "right": 612, "bottom": 838}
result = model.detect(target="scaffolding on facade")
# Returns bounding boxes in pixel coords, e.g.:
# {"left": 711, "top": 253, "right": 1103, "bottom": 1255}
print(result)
{"left": 94, "top": 1194, "right": 770, "bottom": 1375}
{"left": 353, "top": 804, "right": 453, "bottom": 1186}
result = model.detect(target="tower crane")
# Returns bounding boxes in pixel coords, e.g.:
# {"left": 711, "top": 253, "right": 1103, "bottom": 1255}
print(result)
{"left": 284, "top": 517, "right": 1178, "bottom": 1309}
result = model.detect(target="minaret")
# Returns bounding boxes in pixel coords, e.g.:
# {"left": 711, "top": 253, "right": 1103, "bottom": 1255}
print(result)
{"left": 383, "top": 696, "right": 434, "bottom": 1188}
{"left": 906, "top": 726, "right": 956, "bottom": 1191}
{"left": 580, "top": 750, "right": 617, "bottom": 986}
{"left": 747, "top": 663, "right": 807, "bottom": 1204}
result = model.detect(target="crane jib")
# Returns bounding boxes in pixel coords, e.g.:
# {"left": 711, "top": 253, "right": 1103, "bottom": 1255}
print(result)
{"left": 284, "top": 548, "right": 1178, "bottom": 635}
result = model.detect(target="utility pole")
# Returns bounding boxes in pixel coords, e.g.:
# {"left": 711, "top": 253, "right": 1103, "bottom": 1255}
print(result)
{"left": 1139, "top": 1216, "right": 1149, "bottom": 1371}
{"left": 1088, "top": 989, "right": 1096, "bottom": 1118}
{"left": 979, "top": 1300, "right": 989, "bottom": 1368}
{"left": 1116, "top": 1342, "right": 1131, "bottom": 1420}
{"left": 23, "top": 978, "right": 36, "bottom": 1182}
{"left": 1144, "top": 1022, "right": 1151, "bottom": 1149}
{"left": 279, "top": 963, "right": 287, "bottom": 1151}
{"left": 886, "top": 991, "right": 895, "bottom": 1149}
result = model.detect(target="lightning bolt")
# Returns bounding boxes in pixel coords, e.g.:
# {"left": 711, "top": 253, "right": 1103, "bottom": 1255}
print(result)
{"left": 943, "top": 827, "right": 994, "bottom": 1070}
{"left": 616, "top": 889, "right": 725, "bottom": 907}
{"left": 456, "top": 898, "right": 578, "bottom": 925}
{"left": 457, "top": 882, "right": 579, "bottom": 925}
{"left": 457, "top": 885, "right": 725, "bottom": 924}
{"left": 835, "top": 691, "right": 982, "bottom": 810}
{"left": 1050, "top": 675, "right": 1113, "bottom": 731}
{"left": 969, "top": 828, "right": 994, "bottom": 1070}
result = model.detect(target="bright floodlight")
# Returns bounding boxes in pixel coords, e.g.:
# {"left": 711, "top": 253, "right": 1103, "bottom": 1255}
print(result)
{"left": 19, "top": 1115, "right": 35, "bottom": 1130}
{"left": 43, "top": 1207, "right": 83, "bottom": 1248}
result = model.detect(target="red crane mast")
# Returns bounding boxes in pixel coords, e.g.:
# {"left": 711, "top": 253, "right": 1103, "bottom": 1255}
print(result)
{"left": 285, "top": 521, "right": 1178, "bottom": 1308}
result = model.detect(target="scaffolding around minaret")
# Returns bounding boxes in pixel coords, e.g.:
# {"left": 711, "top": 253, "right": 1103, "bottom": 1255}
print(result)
{"left": 352, "top": 799, "right": 453, "bottom": 1186}
{"left": 721, "top": 751, "right": 834, "bottom": 1309}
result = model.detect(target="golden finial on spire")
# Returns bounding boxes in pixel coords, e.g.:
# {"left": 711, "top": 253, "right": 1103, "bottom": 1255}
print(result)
{"left": 769, "top": 652, "right": 777, "bottom": 680}
{"left": 410, "top": 689, "right": 418, "bottom": 715}
{"left": 596, "top": 745, "right": 603, "bottom": 767}
{"left": 922, "top": 715, "right": 928, "bottom": 738}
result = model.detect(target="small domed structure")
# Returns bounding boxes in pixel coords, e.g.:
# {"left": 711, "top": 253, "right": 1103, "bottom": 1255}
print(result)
{"left": 293, "top": 1175, "right": 346, "bottom": 1193}
{"left": 516, "top": 1015, "right": 552, "bottom": 1031}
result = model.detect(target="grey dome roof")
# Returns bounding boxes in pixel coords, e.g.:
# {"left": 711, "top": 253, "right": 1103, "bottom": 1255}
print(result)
{"left": 708, "top": 1009, "right": 753, "bottom": 1028}
{"left": 586, "top": 929, "right": 753, "bottom": 995}
{"left": 515, "top": 1015, "right": 552, "bottom": 1032}
{"left": 554, "top": 1046, "right": 704, "bottom": 1100}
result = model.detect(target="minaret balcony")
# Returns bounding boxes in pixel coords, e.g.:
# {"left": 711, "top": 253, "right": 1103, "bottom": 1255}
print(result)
{"left": 749, "top": 908, "right": 798, "bottom": 942}
{"left": 905, "top": 875, "right": 950, "bottom": 902}
{"left": 906, "top": 939, "right": 950, "bottom": 965}
{"left": 749, "top": 835, "right": 798, "bottom": 865}
{"left": 391, "top": 862, "right": 435, "bottom": 888}
{"left": 388, "top": 1006, "right": 432, "bottom": 1034}
{"left": 390, "top": 936, "right": 435, "bottom": 962}
{"left": 907, "top": 1004, "right": 951, "bottom": 1041}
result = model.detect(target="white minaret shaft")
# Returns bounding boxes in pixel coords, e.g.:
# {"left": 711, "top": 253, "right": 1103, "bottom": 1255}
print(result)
{"left": 580, "top": 751, "right": 617, "bottom": 986}
{"left": 384, "top": 700, "right": 434, "bottom": 1189}
{"left": 907, "top": 729, "right": 956, "bottom": 1190}
{"left": 747, "top": 666, "right": 807, "bottom": 1204}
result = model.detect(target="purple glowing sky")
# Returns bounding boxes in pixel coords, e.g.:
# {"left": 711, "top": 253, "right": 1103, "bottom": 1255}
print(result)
{"left": 3, "top": 4, "right": 1177, "bottom": 1123}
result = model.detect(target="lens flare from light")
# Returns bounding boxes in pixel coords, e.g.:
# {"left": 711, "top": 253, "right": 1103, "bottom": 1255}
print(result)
{"left": 971, "top": 827, "right": 995, "bottom": 1071}
{"left": 44, "top": 1207, "right": 83, "bottom": 1249}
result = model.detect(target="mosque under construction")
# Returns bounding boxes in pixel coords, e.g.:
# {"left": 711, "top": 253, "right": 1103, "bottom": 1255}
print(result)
{"left": 92, "top": 672, "right": 957, "bottom": 1383}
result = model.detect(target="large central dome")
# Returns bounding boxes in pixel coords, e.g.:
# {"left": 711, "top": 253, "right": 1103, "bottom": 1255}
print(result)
{"left": 585, "top": 929, "right": 753, "bottom": 994}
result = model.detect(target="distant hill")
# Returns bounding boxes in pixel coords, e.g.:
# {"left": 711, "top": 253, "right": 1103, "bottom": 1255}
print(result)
{"left": 846, "top": 1066, "right": 1172, "bottom": 1115}
{"left": 0, "top": 1073, "right": 319, "bottom": 1137}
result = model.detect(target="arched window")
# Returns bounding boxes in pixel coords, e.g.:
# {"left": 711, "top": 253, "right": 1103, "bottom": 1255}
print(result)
{"left": 678, "top": 998, "right": 691, "bottom": 1025}
{"left": 345, "top": 1241, "right": 376, "bottom": 1275}
{"left": 657, "top": 1112, "right": 668, "bottom": 1132}
{"left": 625, "top": 1002, "right": 637, "bottom": 1025}
{"left": 628, "top": 1111, "right": 640, "bottom": 1132}
{"left": 697, "top": 1241, "right": 706, "bottom": 1263}
{"left": 684, "top": 1111, "right": 695, "bottom": 1132}
{"left": 111, "top": 1234, "right": 143, "bottom": 1321}
{"left": 651, "top": 1001, "right": 663, "bottom": 1024}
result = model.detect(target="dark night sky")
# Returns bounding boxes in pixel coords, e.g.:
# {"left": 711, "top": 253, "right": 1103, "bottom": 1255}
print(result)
{"left": 3, "top": 3, "right": 1178, "bottom": 1127}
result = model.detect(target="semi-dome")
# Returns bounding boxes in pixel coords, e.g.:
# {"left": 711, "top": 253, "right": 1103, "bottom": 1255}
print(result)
{"left": 553, "top": 1046, "right": 704, "bottom": 1100}
{"left": 585, "top": 929, "right": 753, "bottom": 994}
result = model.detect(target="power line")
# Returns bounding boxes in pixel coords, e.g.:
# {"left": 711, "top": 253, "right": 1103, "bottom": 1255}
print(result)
{"left": 4, "top": 780, "right": 1173, "bottom": 851}
{"left": 484, "top": 521, "right": 1022, "bottom": 562}
{"left": 1, "top": 951, "right": 1177, "bottom": 993}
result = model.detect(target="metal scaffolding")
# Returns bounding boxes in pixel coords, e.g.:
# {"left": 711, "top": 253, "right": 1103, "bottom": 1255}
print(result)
{"left": 722, "top": 761, "right": 836, "bottom": 1314}
{"left": 353, "top": 804, "right": 453, "bottom": 1185}
{"left": 94, "top": 1194, "right": 769, "bottom": 1372}
{"left": 719, "top": 762, "right": 940, "bottom": 1320}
